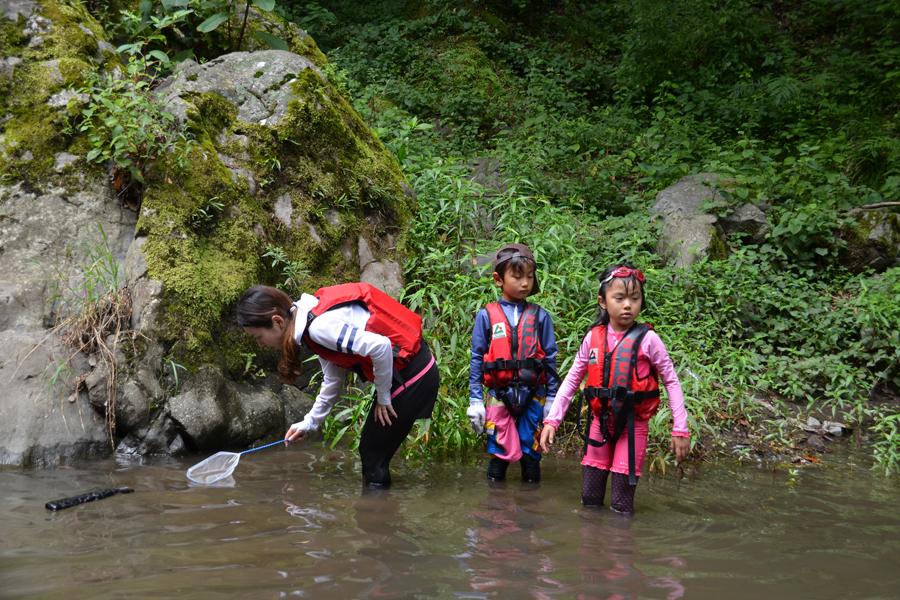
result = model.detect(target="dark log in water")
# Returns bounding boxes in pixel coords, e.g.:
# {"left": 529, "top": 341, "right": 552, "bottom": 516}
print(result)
{"left": 45, "top": 487, "right": 134, "bottom": 511}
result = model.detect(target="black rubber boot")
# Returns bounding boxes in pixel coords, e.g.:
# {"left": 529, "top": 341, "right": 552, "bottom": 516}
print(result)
{"left": 520, "top": 453, "right": 541, "bottom": 482}
{"left": 487, "top": 457, "right": 510, "bottom": 481}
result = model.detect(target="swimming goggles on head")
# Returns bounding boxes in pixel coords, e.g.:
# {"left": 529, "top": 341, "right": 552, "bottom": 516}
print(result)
{"left": 600, "top": 267, "right": 645, "bottom": 285}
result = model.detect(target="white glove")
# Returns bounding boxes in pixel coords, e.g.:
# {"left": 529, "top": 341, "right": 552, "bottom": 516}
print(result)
{"left": 543, "top": 399, "right": 554, "bottom": 421}
{"left": 285, "top": 421, "right": 309, "bottom": 442}
{"left": 467, "top": 400, "right": 486, "bottom": 434}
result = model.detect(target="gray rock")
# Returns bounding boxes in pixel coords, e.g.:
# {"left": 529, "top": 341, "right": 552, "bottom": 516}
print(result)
{"left": 22, "top": 13, "right": 50, "bottom": 36}
{"left": 720, "top": 203, "right": 769, "bottom": 245}
{"left": 165, "top": 367, "right": 229, "bottom": 449}
{"left": 306, "top": 221, "right": 322, "bottom": 245}
{"left": 116, "top": 380, "right": 150, "bottom": 432}
{"left": 96, "top": 40, "right": 115, "bottom": 58}
{"left": 47, "top": 88, "right": 87, "bottom": 108}
{"left": 358, "top": 236, "right": 377, "bottom": 270}
{"left": 340, "top": 237, "right": 356, "bottom": 263}
{"left": 157, "top": 51, "right": 326, "bottom": 128}
{"left": 1, "top": 0, "right": 35, "bottom": 20}
{"left": 806, "top": 434, "right": 826, "bottom": 451}
{"left": 166, "top": 365, "right": 286, "bottom": 451}
{"left": 274, "top": 193, "right": 293, "bottom": 227}
{"left": 116, "top": 412, "right": 184, "bottom": 456}
{"left": 219, "top": 154, "right": 258, "bottom": 196}
{"left": 0, "top": 56, "right": 23, "bottom": 80}
{"left": 656, "top": 212, "right": 727, "bottom": 269}
{"left": 280, "top": 385, "right": 316, "bottom": 436}
{"left": 652, "top": 173, "right": 723, "bottom": 217}
{"left": 53, "top": 152, "right": 79, "bottom": 171}
{"left": 360, "top": 260, "right": 404, "bottom": 298}
{"left": 0, "top": 331, "right": 110, "bottom": 467}
{"left": 0, "top": 179, "right": 132, "bottom": 332}
{"left": 841, "top": 208, "right": 900, "bottom": 273}
{"left": 125, "top": 235, "right": 150, "bottom": 285}
{"left": 323, "top": 209, "right": 339, "bottom": 228}
{"left": 652, "top": 174, "right": 730, "bottom": 268}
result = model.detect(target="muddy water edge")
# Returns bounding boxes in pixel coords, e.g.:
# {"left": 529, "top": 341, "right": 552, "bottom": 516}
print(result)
{"left": 1, "top": 445, "right": 898, "bottom": 599}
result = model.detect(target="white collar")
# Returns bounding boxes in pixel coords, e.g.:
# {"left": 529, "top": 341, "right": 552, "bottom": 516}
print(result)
{"left": 291, "top": 293, "right": 320, "bottom": 343}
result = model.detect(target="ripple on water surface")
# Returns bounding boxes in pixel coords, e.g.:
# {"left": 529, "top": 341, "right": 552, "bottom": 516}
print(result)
{"left": 1, "top": 446, "right": 898, "bottom": 599}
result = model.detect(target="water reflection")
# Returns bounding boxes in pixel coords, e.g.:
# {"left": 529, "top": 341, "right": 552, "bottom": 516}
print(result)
{"left": 1, "top": 449, "right": 898, "bottom": 598}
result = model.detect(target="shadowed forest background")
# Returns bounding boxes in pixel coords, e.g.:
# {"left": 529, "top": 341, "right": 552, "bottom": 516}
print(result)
{"left": 2, "top": 0, "right": 898, "bottom": 473}
{"left": 277, "top": 0, "right": 900, "bottom": 472}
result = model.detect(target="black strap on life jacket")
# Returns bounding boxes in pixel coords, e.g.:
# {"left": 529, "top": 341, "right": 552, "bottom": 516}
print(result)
{"left": 483, "top": 304, "right": 558, "bottom": 421}
{"left": 580, "top": 323, "right": 653, "bottom": 485}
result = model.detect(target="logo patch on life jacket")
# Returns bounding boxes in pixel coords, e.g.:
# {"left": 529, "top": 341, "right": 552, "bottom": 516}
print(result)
{"left": 491, "top": 323, "right": 507, "bottom": 340}
{"left": 588, "top": 348, "right": 599, "bottom": 365}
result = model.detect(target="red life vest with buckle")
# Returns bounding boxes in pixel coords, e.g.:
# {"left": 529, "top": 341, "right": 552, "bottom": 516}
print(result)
{"left": 482, "top": 302, "right": 547, "bottom": 390}
{"left": 301, "top": 283, "right": 422, "bottom": 381}
{"left": 585, "top": 323, "right": 660, "bottom": 420}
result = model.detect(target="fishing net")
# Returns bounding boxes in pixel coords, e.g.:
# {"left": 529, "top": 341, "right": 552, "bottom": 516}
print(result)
{"left": 186, "top": 440, "right": 285, "bottom": 484}
{"left": 186, "top": 452, "right": 242, "bottom": 484}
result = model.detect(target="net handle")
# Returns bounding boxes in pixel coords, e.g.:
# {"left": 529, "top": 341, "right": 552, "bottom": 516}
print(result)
{"left": 239, "top": 440, "right": 286, "bottom": 455}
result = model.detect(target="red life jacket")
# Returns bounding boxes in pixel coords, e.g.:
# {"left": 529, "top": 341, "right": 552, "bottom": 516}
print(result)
{"left": 301, "top": 283, "right": 422, "bottom": 382}
{"left": 585, "top": 323, "right": 660, "bottom": 421}
{"left": 482, "top": 302, "right": 547, "bottom": 390}
{"left": 582, "top": 322, "right": 661, "bottom": 485}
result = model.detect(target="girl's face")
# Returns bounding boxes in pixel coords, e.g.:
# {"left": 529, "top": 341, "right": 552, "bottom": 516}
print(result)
{"left": 493, "top": 265, "right": 534, "bottom": 302}
{"left": 243, "top": 315, "right": 286, "bottom": 349}
{"left": 598, "top": 278, "right": 643, "bottom": 333}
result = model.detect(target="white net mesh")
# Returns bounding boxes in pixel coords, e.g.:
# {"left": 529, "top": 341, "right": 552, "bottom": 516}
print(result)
{"left": 186, "top": 452, "right": 241, "bottom": 484}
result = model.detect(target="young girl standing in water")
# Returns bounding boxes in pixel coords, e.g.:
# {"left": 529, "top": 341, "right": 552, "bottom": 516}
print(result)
{"left": 540, "top": 264, "right": 691, "bottom": 515}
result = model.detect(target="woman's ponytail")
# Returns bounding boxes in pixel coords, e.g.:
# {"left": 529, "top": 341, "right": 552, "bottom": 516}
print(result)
{"left": 236, "top": 285, "right": 304, "bottom": 384}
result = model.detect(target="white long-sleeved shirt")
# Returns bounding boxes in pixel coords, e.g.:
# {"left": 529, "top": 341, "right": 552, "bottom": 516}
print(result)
{"left": 291, "top": 293, "right": 395, "bottom": 432}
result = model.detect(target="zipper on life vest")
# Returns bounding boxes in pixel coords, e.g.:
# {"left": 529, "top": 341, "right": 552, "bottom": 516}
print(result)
{"left": 602, "top": 326, "right": 613, "bottom": 388}
{"left": 508, "top": 307, "right": 520, "bottom": 384}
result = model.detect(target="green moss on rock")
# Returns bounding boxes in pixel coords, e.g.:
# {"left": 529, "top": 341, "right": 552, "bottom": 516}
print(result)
{"left": 708, "top": 226, "right": 730, "bottom": 261}
{"left": 137, "top": 52, "right": 414, "bottom": 372}
{"left": 0, "top": 0, "right": 116, "bottom": 185}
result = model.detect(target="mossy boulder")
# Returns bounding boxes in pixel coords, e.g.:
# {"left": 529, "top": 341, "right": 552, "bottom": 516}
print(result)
{"left": 135, "top": 48, "right": 414, "bottom": 377}
{"left": 425, "top": 39, "right": 513, "bottom": 126}
{"left": 651, "top": 173, "right": 731, "bottom": 268}
{"left": 840, "top": 208, "right": 900, "bottom": 274}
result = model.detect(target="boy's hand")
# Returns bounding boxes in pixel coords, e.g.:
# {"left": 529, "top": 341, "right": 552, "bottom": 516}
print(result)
{"left": 467, "top": 400, "right": 485, "bottom": 434}
{"left": 540, "top": 424, "right": 556, "bottom": 453}
{"left": 670, "top": 435, "right": 691, "bottom": 463}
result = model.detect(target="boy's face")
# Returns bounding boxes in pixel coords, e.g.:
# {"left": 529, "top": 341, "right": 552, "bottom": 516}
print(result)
{"left": 493, "top": 265, "right": 534, "bottom": 302}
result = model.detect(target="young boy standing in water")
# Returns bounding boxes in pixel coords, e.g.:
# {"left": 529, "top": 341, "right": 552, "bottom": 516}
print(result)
{"left": 467, "top": 244, "right": 560, "bottom": 482}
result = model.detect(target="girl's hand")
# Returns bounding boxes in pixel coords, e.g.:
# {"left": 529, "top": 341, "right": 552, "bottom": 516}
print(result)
{"left": 540, "top": 424, "right": 557, "bottom": 453}
{"left": 285, "top": 423, "right": 308, "bottom": 445}
{"left": 670, "top": 435, "right": 691, "bottom": 463}
{"left": 374, "top": 403, "right": 398, "bottom": 426}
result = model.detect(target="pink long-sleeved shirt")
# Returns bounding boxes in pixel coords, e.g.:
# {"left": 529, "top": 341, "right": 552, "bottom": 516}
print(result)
{"left": 544, "top": 327, "right": 690, "bottom": 435}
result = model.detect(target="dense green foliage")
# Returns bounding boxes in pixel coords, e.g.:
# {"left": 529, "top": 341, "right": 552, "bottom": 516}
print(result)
{"left": 283, "top": 0, "right": 900, "bottom": 473}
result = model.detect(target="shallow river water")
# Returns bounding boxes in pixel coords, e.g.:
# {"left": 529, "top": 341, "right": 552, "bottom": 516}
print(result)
{"left": 2, "top": 445, "right": 898, "bottom": 599}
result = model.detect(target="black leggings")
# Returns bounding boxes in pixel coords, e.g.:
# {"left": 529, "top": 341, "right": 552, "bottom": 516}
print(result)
{"left": 582, "top": 465, "right": 638, "bottom": 515}
{"left": 358, "top": 342, "right": 439, "bottom": 487}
